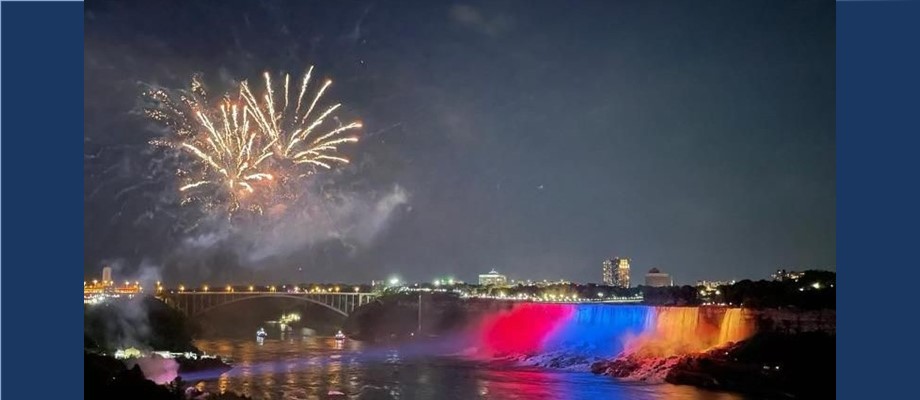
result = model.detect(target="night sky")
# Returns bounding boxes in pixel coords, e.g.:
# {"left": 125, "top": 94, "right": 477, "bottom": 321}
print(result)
{"left": 84, "top": 0, "right": 835, "bottom": 285}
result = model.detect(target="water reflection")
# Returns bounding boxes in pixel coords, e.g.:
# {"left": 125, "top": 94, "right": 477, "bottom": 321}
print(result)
{"left": 192, "top": 337, "right": 749, "bottom": 400}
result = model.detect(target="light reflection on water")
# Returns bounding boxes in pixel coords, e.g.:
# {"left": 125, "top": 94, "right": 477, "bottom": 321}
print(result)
{"left": 191, "top": 337, "right": 749, "bottom": 400}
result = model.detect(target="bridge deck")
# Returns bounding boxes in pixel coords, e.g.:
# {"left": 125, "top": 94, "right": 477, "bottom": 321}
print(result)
{"left": 158, "top": 292, "right": 378, "bottom": 317}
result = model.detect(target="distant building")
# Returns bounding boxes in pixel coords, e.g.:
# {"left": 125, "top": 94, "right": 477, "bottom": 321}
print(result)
{"left": 644, "top": 268, "right": 672, "bottom": 287}
{"left": 771, "top": 269, "right": 805, "bottom": 282}
{"left": 696, "top": 280, "right": 735, "bottom": 291}
{"left": 85, "top": 266, "right": 140, "bottom": 303}
{"left": 603, "top": 258, "right": 630, "bottom": 288}
{"left": 602, "top": 260, "right": 614, "bottom": 285}
{"left": 478, "top": 269, "right": 507, "bottom": 286}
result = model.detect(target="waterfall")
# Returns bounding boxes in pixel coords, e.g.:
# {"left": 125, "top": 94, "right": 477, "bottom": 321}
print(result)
{"left": 717, "top": 308, "right": 749, "bottom": 345}
{"left": 542, "top": 305, "right": 653, "bottom": 357}
{"left": 474, "top": 304, "right": 754, "bottom": 359}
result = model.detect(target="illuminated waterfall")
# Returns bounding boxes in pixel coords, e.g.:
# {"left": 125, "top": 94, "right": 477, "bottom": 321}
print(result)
{"left": 475, "top": 304, "right": 754, "bottom": 359}
{"left": 717, "top": 308, "right": 750, "bottom": 344}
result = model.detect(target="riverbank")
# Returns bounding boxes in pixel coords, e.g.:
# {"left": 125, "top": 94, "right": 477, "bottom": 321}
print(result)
{"left": 85, "top": 296, "right": 246, "bottom": 399}
{"left": 591, "top": 331, "right": 835, "bottom": 399}
{"left": 86, "top": 351, "right": 248, "bottom": 399}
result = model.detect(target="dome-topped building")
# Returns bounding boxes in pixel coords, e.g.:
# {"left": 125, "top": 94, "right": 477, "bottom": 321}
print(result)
{"left": 644, "top": 268, "right": 672, "bottom": 287}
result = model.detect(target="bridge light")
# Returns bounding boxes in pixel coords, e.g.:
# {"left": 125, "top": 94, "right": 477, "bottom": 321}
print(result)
{"left": 179, "top": 285, "right": 185, "bottom": 292}
{"left": 354, "top": 287, "right": 360, "bottom": 292}
{"left": 334, "top": 286, "right": 340, "bottom": 292}
{"left": 226, "top": 285, "right": 232, "bottom": 292}
{"left": 203, "top": 285, "right": 209, "bottom": 292}
{"left": 249, "top": 285, "right": 254, "bottom": 292}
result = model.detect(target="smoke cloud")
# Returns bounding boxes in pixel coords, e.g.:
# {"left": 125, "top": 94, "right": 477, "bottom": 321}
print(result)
{"left": 168, "top": 182, "right": 409, "bottom": 278}
{"left": 125, "top": 357, "right": 180, "bottom": 385}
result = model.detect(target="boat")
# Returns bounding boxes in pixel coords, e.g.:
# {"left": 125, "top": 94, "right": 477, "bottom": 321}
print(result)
{"left": 257, "top": 327, "right": 268, "bottom": 338}
{"left": 334, "top": 330, "right": 346, "bottom": 341}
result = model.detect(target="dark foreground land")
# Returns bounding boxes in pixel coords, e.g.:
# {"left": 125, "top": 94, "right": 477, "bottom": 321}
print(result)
{"left": 85, "top": 296, "right": 244, "bottom": 399}
{"left": 592, "top": 331, "right": 836, "bottom": 399}
{"left": 86, "top": 351, "right": 247, "bottom": 400}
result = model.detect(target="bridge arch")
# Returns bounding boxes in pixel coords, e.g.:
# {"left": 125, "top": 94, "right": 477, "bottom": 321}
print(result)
{"left": 159, "top": 292, "right": 376, "bottom": 318}
{"left": 188, "top": 294, "right": 349, "bottom": 318}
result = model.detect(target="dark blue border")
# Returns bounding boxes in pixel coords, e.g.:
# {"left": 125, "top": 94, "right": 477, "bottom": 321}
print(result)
{"left": 838, "top": 1, "right": 920, "bottom": 399}
{"left": 1, "top": 1, "right": 84, "bottom": 398}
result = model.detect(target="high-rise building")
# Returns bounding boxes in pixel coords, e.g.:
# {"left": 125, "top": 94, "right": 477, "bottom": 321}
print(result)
{"left": 602, "top": 258, "right": 630, "bottom": 287}
{"left": 478, "top": 269, "right": 507, "bottom": 286}
{"left": 602, "top": 260, "right": 614, "bottom": 285}
{"left": 102, "top": 266, "right": 113, "bottom": 284}
{"left": 644, "top": 268, "right": 672, "bottom": 287}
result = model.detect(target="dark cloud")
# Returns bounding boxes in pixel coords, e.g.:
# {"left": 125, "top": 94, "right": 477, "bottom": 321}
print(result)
{"left": 449, "top": 4, "right": 513, "bottom": 36}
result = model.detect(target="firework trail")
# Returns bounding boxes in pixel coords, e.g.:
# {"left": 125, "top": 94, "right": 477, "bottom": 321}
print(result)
{"left": 240, "top": 67, "right": 361, "bottom": 176}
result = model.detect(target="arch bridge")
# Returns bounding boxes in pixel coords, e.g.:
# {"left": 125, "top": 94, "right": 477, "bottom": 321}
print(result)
{"left": 158, "top": 291, "right": 378, "bottom": 317}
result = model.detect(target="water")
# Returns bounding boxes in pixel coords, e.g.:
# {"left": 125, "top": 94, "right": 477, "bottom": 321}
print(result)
{"left": 191, "top": 336, "right": 749, "bottom": 400}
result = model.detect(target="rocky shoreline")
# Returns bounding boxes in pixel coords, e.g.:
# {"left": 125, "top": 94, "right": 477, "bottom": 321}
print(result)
{"left": 86, "top": 351, "right": 248, "bottom": 400}
{"left": 591, "top": 332, "right": 835, "bottom": 399}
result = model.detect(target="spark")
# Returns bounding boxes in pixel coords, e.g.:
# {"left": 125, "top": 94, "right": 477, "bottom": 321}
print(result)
{"left": 143, "top": 79, "right": 277, "bottom": 215}
{"left": 241, "top": 67, "right": 361, "bottom": 175}
{"left": 142, "top": 67, "right": 362, "bottom": 216}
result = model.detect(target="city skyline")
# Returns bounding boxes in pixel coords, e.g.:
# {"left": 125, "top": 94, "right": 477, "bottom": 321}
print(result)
{"left": 84, "top": 0, "right": 835, "bottom": 285}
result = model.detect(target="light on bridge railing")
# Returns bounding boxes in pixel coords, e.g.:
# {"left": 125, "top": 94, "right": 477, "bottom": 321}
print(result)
{"left": 334, "top": 286, "right": 340, "bottom": 292}
{"left": 249, "top": 285, "right": 254, "bottom": 292}
{"left": 203, "top": 285, "right": 209, "bottom": 292}
{"left": 354, "top": 287, "right": 360, "bottom": 292}
{"left": 226, "top": 285, "right": 232, "bottom": 292}
{"left": 179, "top": 285, "right": 185, "bottom": 292}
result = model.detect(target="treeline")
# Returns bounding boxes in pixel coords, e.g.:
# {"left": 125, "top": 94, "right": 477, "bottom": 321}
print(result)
{"left": 642, "top": 270, "right": 835, "bottom": 309}
{"left": 456, "top": 270, "right": 836, "bottom": 309}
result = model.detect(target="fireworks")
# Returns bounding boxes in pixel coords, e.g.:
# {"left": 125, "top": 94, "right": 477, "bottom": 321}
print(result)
{"left": 240, "top": 68, "right": 361, "bottom": 174}
{"left": 142, "top": 67, "right": 361, "bottom": 216}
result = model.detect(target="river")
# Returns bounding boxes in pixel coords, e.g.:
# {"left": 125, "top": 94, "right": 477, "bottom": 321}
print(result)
{"left": 189, "top": 335, "right": 749, "bottom": 400}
